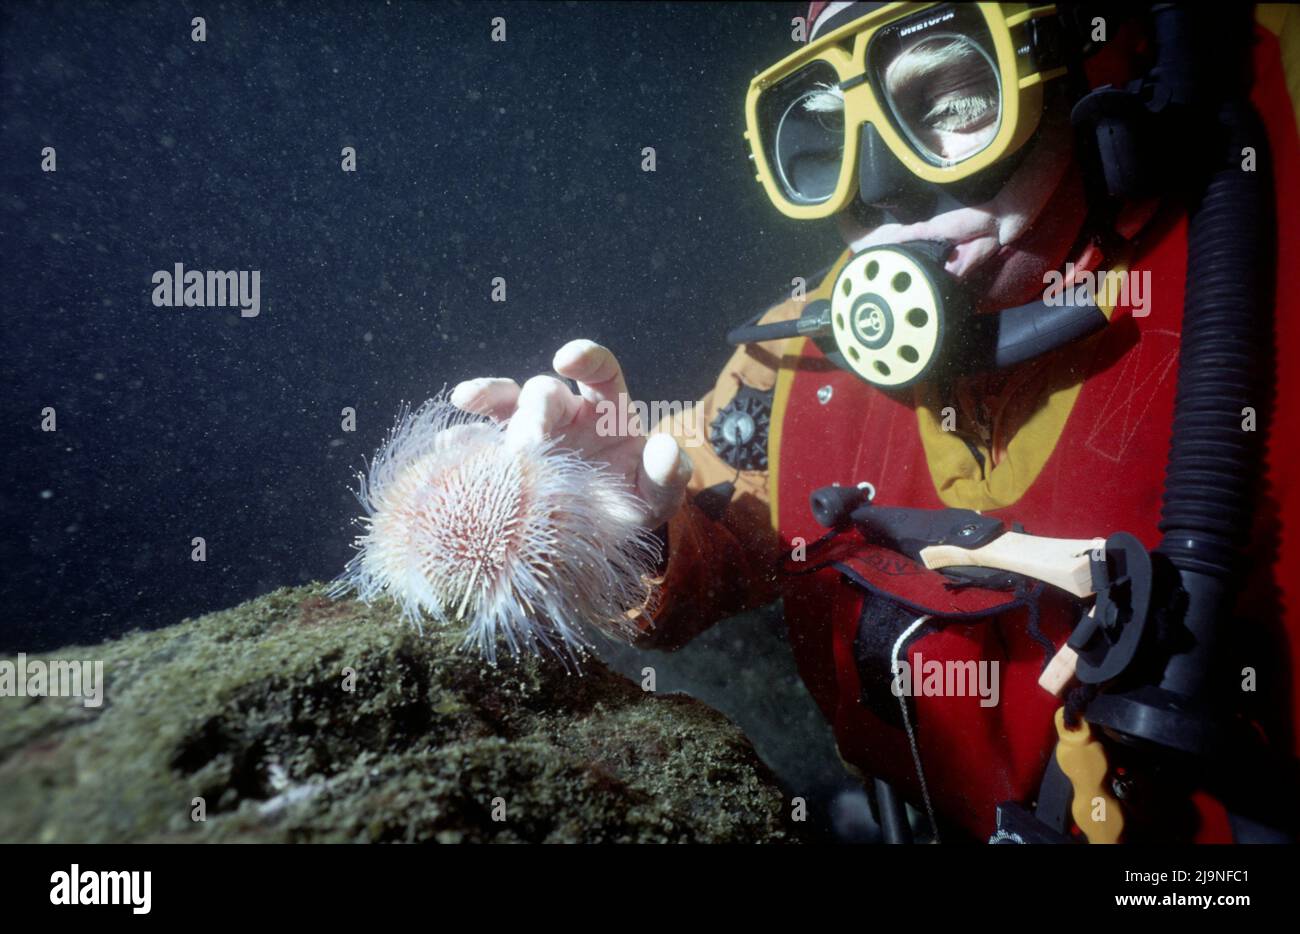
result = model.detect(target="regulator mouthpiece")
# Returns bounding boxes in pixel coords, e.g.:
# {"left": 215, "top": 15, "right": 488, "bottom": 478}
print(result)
{"left": 727, "top": 239, "right": 1107, "bottom": 390}
{"left": 826, "top": 241, "right": 957, "bottom": 388}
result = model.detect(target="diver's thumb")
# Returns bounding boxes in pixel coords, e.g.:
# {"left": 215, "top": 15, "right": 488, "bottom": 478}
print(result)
{"left": 637, "top": 433, "right": 693, "bottom": 529}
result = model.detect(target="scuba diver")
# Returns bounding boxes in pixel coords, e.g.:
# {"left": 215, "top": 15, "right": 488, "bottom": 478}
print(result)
{"left": 452, "top": 2, "right": 1300, "bottom": 843}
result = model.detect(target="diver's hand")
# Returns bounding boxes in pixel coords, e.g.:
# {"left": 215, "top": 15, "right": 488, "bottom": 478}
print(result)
{"left": 449, "top": 339, "right": 693, "bottom": 530}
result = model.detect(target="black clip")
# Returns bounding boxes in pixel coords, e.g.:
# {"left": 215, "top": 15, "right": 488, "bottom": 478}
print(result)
{"left": 1068, "top": 532, "right": 1153, "bottom": 684}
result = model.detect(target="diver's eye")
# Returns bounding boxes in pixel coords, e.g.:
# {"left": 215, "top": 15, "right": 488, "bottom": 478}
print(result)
{"left": 814, "top": 107, "right": 845, "bottom": 134}
{"left": 897, "top": 54, "right": 997, "bottom": 133}
{"left": 920, "top": 82, "right": 997, "bottom": 134}
{"left": 882, "top": 34, "right": 1002, "bottom": 163}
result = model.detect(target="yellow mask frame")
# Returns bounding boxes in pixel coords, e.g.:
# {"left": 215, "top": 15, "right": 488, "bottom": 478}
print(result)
{"left": 744, "top": 2, "right": 1068, "bottom": 220}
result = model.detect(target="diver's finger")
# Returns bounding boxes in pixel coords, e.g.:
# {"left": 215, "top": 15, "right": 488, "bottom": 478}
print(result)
{"left": 637, "top": 433, "right": 693, "bottom": 527}
{"left": 449, "top": 377, "right": 521, "bottom": 421}
{"left": 552, "top": 340, "right": 633, "bottom": 422}
{"left": 505, "top": 374, "right": 583, "bottom": 448}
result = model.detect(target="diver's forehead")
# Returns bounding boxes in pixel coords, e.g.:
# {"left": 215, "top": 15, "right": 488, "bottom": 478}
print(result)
{"left": 808, "top": 1, "right": 890, "bottom": 42}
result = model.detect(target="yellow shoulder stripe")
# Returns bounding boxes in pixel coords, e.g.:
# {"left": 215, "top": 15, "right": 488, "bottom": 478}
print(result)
{"left": 915, "top": 261, "right": 1128, "bottom": 512}
{"left": 1257, "top": 4, "right": 1300, "bottom": 138}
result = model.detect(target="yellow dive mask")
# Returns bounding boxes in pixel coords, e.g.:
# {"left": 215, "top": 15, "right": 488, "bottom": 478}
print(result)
{"left": 744, "top": 2, "right": 1069, "bottom": 219}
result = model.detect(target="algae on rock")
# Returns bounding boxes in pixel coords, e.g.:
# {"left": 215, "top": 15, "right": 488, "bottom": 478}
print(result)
{"left": 0, "top": 583, "right": 793, "bottom": 843}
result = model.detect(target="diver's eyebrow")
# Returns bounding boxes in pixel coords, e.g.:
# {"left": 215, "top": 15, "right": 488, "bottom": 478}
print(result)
{"left": 803, "top": 83, "right": 845, "bottom": 113}
{"left": 885, "top": 38, "right": 983, "bottom": 98}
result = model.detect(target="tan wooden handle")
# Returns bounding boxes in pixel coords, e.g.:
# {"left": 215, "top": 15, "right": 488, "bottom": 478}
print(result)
{"left": 1039, "top": 645, "right": 1080, "bottom": 697}
{"left": 919, "top": 533, "right": 1106, "bottom": 598}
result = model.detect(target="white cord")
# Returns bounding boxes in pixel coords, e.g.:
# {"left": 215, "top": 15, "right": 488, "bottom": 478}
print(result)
{"left": 892, "top": 614, "right": 940, "bottom": 843}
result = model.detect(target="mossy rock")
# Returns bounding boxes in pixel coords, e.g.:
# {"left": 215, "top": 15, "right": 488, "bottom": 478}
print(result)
{"left": 0, "top": 584, "right": 793, "bottom": 843}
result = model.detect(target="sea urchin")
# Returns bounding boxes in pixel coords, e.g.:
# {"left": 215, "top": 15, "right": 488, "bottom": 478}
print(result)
{"left": 330, "top": 396, "right": 662, "bottom": 664}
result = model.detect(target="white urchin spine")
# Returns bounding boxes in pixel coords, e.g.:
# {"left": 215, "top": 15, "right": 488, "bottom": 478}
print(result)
{"left": 330, "top": 394, "right": 661, "bottom": 665}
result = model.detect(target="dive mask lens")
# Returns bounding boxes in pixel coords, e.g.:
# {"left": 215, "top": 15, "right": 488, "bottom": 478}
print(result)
{"left": 867, "top": 3, "right": 1003, "bottom": 168}
{"left": 757, "top": 59, "right": 846, "bottom": 206}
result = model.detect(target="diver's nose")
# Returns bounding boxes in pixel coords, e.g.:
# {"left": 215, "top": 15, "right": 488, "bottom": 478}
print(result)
{"left": 853, "top": 123, "right": 982, "bottom": 224}
{"left": 857, "top": 123, "right": 937, "bottom": 219}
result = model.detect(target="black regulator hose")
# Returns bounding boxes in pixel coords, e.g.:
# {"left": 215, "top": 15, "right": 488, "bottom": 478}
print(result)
{"left": 1153, "top": 94, "right": 1270, "bottom": 703}
{"left": 1084, "top": 5, "right": 1274, "bottom": 767}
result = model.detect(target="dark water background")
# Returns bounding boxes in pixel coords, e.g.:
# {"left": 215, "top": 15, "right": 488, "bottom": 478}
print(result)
{"left": 2, "top": 0, "right": 841, "bottom": 652}
{"left": 3, "top": 0, "right": 876, "bottom": 838}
